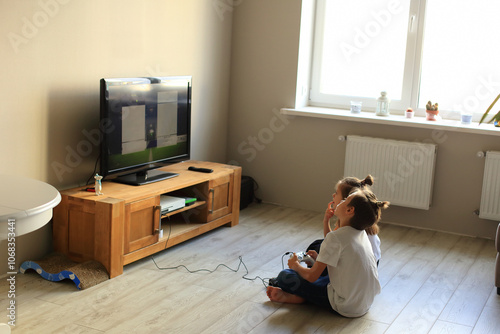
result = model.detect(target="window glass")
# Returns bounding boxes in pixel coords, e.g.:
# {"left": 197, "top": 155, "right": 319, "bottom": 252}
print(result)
{"left": 418, "top": 1, "right": 500, "bottom": 117}
{"left": 311, "top": 0, "right": 412, "bottom": 108}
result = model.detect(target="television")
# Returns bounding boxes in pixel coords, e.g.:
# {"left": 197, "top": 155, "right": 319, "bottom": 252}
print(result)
{"left": 99, "top": 76, "right": 191, "bottom": 185}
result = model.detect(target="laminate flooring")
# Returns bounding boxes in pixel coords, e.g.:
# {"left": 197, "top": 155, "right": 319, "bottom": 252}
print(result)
{"left": 2, "top": 203, "right": 499, "bottom": 333}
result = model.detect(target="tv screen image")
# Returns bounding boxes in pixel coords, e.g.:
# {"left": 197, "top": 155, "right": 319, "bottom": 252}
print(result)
{"left": 100, "top": 76, "right": 191, "bottom": 185}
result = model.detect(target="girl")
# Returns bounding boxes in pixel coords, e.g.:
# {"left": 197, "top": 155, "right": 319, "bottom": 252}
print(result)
{"left": 266, "top": 189, "right": 389, "bottom": 317}
{"left": 308, "top": 175, "right": 382, "bottom": 266}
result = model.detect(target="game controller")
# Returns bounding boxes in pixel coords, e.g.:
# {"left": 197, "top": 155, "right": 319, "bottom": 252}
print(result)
{"left": 290, "top": 251, "right": 315, "bottom": 266}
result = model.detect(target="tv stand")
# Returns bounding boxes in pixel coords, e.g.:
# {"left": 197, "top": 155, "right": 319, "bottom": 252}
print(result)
{"left": 112, "top": 168, "right": 179, "bottom": 186}
{"left": 53, "top": 161, "right": 241, "bottom": 278}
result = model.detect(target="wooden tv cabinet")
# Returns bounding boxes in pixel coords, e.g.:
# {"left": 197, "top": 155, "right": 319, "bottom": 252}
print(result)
{"left": 52, "top": 161, "right": 241, "bottom": 278}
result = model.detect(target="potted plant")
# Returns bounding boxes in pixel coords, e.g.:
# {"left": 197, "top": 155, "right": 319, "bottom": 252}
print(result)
{"left": 479, "top": 93, "right": 500, "bottom": 126}
{"left": 426, "top": 101, "right": 439, "bottom": 121}
{"left": 405, "top": 107, "right": 414, "bottom": 119}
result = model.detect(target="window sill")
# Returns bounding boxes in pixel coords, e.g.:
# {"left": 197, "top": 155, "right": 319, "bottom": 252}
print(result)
{"left": 281, "top": 106, "right": 500, "bottom": 137}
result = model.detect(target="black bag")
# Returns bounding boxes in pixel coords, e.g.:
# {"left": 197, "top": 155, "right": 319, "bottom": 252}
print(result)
{"left": 240, "top": 176, "right": 261, "bottom": 210}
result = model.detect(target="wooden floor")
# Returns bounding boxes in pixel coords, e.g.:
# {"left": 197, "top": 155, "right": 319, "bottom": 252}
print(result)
{"left": 2, "top": 203, "right": 499, "bottom": 333}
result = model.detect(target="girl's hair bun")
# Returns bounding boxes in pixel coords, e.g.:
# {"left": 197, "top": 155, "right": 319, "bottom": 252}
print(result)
{"left": 361, "top": 175, "right": 374, "bottom": 187}
{"left": 376, "top": 200, "right": 390, "bottom": 209}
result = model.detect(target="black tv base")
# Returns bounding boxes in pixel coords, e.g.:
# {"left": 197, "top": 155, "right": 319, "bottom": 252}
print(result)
{"left": 112, "top": 169, "right": 178, "bottom": 186}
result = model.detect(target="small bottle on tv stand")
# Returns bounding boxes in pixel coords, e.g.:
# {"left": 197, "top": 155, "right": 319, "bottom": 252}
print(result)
{"left": 94, "top": 173, "right": 103, "bottom": 195}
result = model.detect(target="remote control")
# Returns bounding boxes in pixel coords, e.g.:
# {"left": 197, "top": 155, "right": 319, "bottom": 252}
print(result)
{"left": 188, "top": 166, "right": 214, "bottom": 173}
{"left": 290, "top": 251, "right": 315, "bottom": 266}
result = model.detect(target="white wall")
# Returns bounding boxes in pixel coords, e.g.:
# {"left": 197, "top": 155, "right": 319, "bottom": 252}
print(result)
{"left": 0, "top": 0, "right": 233, "bottom": 275}
{"left": 227, "top": 0, "right": 500, "bottom": 240}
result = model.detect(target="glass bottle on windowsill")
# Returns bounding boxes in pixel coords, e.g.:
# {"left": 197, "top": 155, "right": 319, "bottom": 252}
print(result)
{"left": 376, "top": 91, "right": 390, "bottom": 116}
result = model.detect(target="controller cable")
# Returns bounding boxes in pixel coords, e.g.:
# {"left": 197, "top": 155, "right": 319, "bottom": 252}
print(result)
{"left": 281, "top": 252, "right": 293, "bottom": 270}
{"left": 151, "top": 251, "right": 297, "bottom": 288}
{"left": 151, "top": 255, "right": 271, "bottom": 288}
{"left": 153, "top": 219, "right": 292, "bottom": 288}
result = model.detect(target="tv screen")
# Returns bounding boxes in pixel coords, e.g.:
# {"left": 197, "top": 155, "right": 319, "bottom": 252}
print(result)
{"left": 100, "top": 76, "right": 191, "bottom": 185}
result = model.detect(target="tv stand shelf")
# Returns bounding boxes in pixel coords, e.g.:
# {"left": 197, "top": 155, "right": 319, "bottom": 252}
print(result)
{"left": 161, "top": 200, "right": 206, "bottom": 219}
{"left": 53, "top": 161, "right": 241, "bottom": 278}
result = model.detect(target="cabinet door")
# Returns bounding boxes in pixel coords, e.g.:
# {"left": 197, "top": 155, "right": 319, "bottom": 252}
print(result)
{"left": 207, "top": 174, "right": 233, "bottom": 221}
{"left": 124, "top": 196, "right": 161, "bottom": 254}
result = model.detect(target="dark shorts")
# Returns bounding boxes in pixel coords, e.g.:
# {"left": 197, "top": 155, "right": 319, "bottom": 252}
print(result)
{"left": 275, "top": 269, "right": 333, "bottom": 311}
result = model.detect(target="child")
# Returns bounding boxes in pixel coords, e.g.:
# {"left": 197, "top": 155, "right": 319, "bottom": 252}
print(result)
{"left": 308, "top": 175, "right": 382, "bottom": 266}
{"left": 266, "top": 189, "right": 389, "bottom": 317}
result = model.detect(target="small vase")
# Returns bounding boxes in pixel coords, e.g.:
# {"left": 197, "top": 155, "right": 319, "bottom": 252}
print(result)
{"left": 426, "top": 109, "right": 439, "bottom": 121}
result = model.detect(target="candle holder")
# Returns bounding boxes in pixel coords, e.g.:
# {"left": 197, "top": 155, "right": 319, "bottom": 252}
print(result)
{"left": 376, "top": 91, "right": 390, "bottom": 116}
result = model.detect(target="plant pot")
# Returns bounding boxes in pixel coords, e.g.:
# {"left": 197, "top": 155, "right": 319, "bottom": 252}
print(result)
{"left": 426, "top": 109, "right": 439, "bottom": 121}
{"left": 461, "top": 113, "right": 472, "bottom": 125}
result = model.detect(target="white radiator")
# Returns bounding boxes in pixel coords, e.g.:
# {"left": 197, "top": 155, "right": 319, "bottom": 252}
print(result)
{"left": 479, "top": 151, "right": 500, "bottom": 220}
{"left": 344, "top": 135, "right": 437, "bottom": 210}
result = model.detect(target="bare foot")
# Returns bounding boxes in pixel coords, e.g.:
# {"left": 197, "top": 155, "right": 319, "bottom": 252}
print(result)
{"left": 266, "top": 286, "right": 305, "bottom": 304}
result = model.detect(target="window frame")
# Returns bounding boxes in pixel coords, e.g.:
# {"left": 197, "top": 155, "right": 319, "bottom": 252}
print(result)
{"left": 309, "top": 0, "right": 424, "bottom": 114}
{"left": 302, "top": 0, "right": 488, "bottom": 122}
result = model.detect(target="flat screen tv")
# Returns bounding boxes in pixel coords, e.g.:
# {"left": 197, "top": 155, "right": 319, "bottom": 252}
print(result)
{"left": 99, "top": 76, "right": 191, "bottom": 185}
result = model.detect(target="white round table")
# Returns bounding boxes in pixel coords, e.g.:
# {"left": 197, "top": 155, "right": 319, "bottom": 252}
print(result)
{"left": 0, "top": 175, "right": 61, "bottom": 238}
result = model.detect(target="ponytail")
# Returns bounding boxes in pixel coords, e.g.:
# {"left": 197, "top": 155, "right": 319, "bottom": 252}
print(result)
{"left": 338, "top": 174, "right": 374, "bottom": 198}
{"left": 365, "top": 223, "right": 379, "bottom": 235}
{"left": 359, "top": 175, "right": 374, "bottom": 187}
{"left": 375, "top": 200, "right": 390, "bottom": 209}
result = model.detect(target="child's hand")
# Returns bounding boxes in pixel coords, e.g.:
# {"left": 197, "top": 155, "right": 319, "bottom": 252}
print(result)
{"left": 306, "top": 250, "right": 318, "bottom": 260}
{"left": 324, "top": 201, "right": 335, "bottom": 220}
{"left": 288, "top": 253, "right": 300, "bottom": 270}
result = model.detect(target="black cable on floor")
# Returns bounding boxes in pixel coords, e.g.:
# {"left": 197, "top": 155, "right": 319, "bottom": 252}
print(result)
{"left": 150, "top": 255, "right": 272, "bottom": 288}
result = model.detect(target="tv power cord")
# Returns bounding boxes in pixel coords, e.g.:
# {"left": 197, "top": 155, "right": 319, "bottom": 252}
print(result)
{"left": 85, "top": 152, "right": 101, "bottom": 186}
{"left": 150, "top": 255, "right": 272, "bottom": 288}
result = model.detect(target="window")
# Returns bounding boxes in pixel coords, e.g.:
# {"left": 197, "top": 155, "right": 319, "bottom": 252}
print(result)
{"left": 307, "top": 0, "right": 500, "bottom": 121}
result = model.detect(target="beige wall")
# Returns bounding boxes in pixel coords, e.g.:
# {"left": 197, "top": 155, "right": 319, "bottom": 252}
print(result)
{"left": 227, "top": 0, "right": 500, "bottom": 240}
{"left": 0, "top": 0, "right": 233, "bottom": 275}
